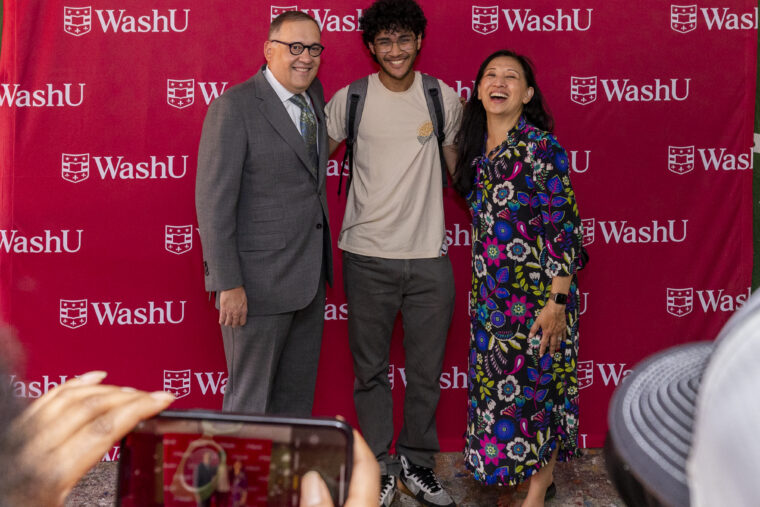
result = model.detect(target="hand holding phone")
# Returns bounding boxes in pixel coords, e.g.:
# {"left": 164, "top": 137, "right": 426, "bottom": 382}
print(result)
{"left": 299, "top": 429, "right": 379, "bottom": 507}
{"left": 118, "top": 410, "right": 354, "bottom": 507}
{"left": 7, "top": 371, "right": 174, "bottom": 506}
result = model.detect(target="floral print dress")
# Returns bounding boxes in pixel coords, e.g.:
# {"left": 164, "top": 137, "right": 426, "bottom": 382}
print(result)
{"left": 463, "top": 117, "right": 583, "bottom": 486}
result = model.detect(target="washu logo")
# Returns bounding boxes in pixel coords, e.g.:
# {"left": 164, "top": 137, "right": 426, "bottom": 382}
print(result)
{"left": 163, "top": 369, "right": 228, "bottom": 398}
{"left": 472, "top": 6, "right": 499, "bottom": 34}
{"left": 567, "top": 149, "right": 591, "bottom": 173}
{"left": 270, "top": 5, "right": 363, "bottom": 31}
{"left": 388, "top": 364, "right": 468, "bottom": 390}
{"left": 167, "top": 79, "right": 229, "bottom": 109}
{"left": 576, "top": 361, "right": 634, "bottom": 389}
{"left": 500, "top": 8, "right": 592, "bottom": 31}
{"left": 671, "top": 5, "right": 758, "bottom": 33}
{"left": 472, "top": 6, "right": 592, "bottom": 33}
{"left": 668, "top": 287, "right": 752, "bottom": 316}
{"left": 60, "top": 299, "right": 187, "bottom": 326}
{"left": 668, "top": 145, "right": 752, "bottom": 174}
{"left": 62, "top": 153, "right": 189, "bottom": 181}
{"left": 165, "top": 225, "right": 193, "bottom": 255}
{"left": 0, "top": 229, "right": 83, "bottom": 253}
{"left": 64, "top": 6, "right": 190, "bottom": 35}
{"left": 7, "top": 374, "right": 73, "bottom": 398}
{"left": 571, "top": 76, "right": 690, "bottom": 104}
{"left": 324, "top": 300, "right": 348, "bottom": 320}
{"left": 596, "top": 220, "right": 688, "bottom": 244}
{"left": 0, "top": 83, "right": 85, "bottom": 107}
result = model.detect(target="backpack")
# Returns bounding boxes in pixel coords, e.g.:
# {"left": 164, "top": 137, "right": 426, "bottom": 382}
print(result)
{"left": 338, "top": 73, "right": 447, "bottom": 195}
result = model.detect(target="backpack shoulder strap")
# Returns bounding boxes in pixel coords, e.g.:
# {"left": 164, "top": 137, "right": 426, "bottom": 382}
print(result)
{"left": 339, "top": 77, "right": 369, "bottom": 196}
{"left": 421, "top": 73, "right": 448, "bottom": 188}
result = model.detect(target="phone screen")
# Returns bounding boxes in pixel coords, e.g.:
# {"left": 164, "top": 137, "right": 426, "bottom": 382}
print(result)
{"left": 117, "top": 411, "right": 352, "bottom": 507}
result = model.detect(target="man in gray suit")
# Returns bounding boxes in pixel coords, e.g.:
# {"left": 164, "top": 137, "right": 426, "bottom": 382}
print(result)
{"left": 195, "top": 11, "right": 332, "bottom": 416}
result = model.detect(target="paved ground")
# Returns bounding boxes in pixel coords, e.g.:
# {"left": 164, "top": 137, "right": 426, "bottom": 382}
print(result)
{"left": 66, "top": 449, "right": 622, "bottom": 506}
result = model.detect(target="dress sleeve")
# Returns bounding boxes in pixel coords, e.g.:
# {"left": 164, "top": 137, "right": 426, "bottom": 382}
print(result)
{"left": 532, "top": 134, "right": 584, "bottom": 278}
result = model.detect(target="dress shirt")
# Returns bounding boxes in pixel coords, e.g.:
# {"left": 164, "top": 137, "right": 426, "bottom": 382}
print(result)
{"left": 263, "top": 66, "right": 319, "bottom": 149}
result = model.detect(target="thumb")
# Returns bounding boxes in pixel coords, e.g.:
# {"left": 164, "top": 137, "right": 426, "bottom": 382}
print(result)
{"left": 300, "top": 471, "right": 333, "bottom": 507}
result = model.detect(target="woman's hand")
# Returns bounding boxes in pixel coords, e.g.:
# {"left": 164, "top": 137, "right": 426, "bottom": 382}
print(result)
{"left": 530, "top": 300, "right": 567, "bottom": 357}
{"left": 12, "top": 371, "right": 174, "bottom": 506}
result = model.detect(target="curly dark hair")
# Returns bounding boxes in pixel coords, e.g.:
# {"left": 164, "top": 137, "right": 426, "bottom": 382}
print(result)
{"left": 452, "top": 50, "right": 554, "bottom": 197}
{"left": 359, "top": 0, "right": 427, "bottom": 48}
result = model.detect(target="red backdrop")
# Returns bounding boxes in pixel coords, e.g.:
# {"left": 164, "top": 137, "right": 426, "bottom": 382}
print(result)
{"left": 0, "top": 1, "right": 756, "bottom": 458}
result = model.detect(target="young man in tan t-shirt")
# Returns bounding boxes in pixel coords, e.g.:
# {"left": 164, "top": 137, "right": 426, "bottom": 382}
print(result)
{"left": 325, "top": 1, "right": 462, "bottom": 506}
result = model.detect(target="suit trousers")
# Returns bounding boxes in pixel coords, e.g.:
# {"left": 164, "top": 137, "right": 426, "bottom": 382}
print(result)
{"left": 342, "top": 251, "right": 455, "bottom": 473}
{"left": 221, "top": 272, "right": 326, "bottom": 416}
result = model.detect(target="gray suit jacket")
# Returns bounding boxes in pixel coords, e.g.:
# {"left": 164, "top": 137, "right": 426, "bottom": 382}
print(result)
{"left": 196, "top": 66, "right": 333, "bottom": 315}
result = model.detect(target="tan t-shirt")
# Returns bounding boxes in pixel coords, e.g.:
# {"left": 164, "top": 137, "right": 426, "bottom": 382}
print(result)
{"left": 326, "top": 72, "right": 463, "bottom": 259}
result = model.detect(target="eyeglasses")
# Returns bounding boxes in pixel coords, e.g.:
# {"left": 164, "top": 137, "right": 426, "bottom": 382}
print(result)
{"left": 372, "top": 34, "right": 416, "bottom": 53}
{"left": 269, "top": 40, "right": 325, "bottom": 57}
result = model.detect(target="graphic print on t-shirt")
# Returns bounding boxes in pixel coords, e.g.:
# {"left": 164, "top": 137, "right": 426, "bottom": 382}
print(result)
{"left": 417, "top": 120, "right": 434, "bottom": 145}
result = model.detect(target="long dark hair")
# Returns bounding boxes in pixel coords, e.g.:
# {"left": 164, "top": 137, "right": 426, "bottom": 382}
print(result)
{"left": 453, "top": 50, "right": 554, "bottom": 197}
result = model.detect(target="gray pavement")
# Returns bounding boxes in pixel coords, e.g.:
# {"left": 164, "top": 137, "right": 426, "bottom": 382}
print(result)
{"left": 65, "top": 449, "right": 623, "bottom": 506}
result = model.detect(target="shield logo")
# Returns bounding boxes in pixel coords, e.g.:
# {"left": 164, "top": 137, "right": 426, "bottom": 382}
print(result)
{"left": 271, "top": 5, "right": 298, "bottom": 22}
{"left": 671, "top": 5, "right": 697, "bottom": 33}
{"left": 472, "top": 6, "right": 499, "bottom": 35}
{"left": 388, "top": 364, "right": 395, "bottom": 390}
{"left": 163, "top": 369, "right": 192, "bottom": 398}
{"left": 61, "top": 153, "right": 90, "bottom": 183}
{"left": 577, "top": 360, "right": 593, "bottom": 389}
{"left": 167, "top": 79, "right": 195, "bottom": 109}
{"left": 581, "top": 218, "right": 595, "bottom": 246}
{"left": 165, "top": 225, "right": 193, "bottom": 255}
{"left": 60, "top": 299, "right": 88, "bottom": 329}
{"left": 570, "top": 76, "right": 597, "bottom": 105}
{"left": 64, "top": 6, "right": 91, "bottom": 36}
{"left": 668, "top": 145, "right": 695, "bottom": 175}
{"left": 666, "top": 288, "right": 693, "bottom": 317}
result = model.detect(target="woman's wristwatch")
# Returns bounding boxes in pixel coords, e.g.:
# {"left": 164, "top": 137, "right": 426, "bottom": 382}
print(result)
{"left": 550, "top": 293, "right": 568, "bottom": 305}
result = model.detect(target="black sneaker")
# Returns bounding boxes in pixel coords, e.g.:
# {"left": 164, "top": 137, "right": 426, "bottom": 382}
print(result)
{"left": 380, "top": 474, "right": 397, "bottom": 507}
{"left": 399, "top": 455, "right": 456, "bottom": 507}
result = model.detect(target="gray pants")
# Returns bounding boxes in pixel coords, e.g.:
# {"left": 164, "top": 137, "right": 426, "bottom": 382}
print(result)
{"left": 221, "top": 274, "right": 325, "bottom": 416}
{"left": 343, "top": 251, "right": 455, "bottom": 473}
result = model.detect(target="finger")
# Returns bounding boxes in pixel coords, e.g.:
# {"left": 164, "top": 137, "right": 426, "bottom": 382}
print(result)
{"left": 345, "top": 430, "right": 380, "bottom": 507}
{"left": 44, "top": 390, "right": 175, "bottom": 503}
{"left": 539, "top": 333, "right": 550, "bottom": 356}
{"left": 20, "top": 385, "right": 159, "bottom": 460}
{"left": 549, "top": 333, "right": 559, "bottom": 356}
{"left": 528, "top": 320, "right": 539, "bottom": 339}
{"left": 218, "top": 309, "right": 227, "bottom": 326}
{"left": 15, "top": 371, "right": 107, "bottom": 427}
{"left": 239, "top": 313, "right": 247, "bottom": 327}
{"left": 300, "top": 471, "right": 333, "bottom": 507}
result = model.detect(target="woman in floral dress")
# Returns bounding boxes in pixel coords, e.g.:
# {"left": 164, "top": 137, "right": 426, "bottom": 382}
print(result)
{"left": 453, "top": 50, "right": 584, "bottom": 506}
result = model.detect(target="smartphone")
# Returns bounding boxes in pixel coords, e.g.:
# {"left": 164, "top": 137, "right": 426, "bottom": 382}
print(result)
{"left": 117, "top": 410, "right": 353, "bottom": 507}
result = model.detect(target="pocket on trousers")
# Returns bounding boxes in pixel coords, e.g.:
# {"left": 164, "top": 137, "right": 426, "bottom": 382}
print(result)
{"left": 239, "top": 233, "right": 286, "bottom": 251}
{"left": 342, "top": 251, "right": 376, "bottom": 263}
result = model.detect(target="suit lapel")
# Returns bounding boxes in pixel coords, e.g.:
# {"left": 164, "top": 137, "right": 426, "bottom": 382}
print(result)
{"left": 254, "top": 70, "right": 317, "bottom": 180}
